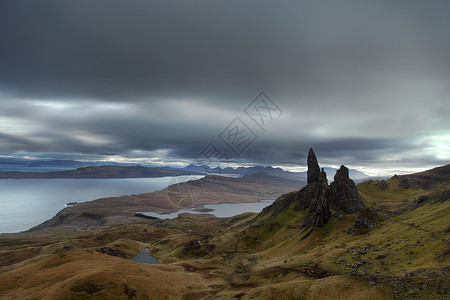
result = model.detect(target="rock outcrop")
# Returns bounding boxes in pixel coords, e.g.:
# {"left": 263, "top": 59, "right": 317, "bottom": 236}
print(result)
{"left": 398, "top": 176, "right": 410, "bottom": 189}
{"left": 347, "top": 207, "right": 382, "bottom": 235}
{"left": 259, "top": 148, "right": 379, "bottom": 231}
{"left": 328, "top": 165, "right": 364, "bottom": 214}
{"left": 96, "top": 247, "right": 126, "bottom": 258}
{"left": 298, "top": 169, "right": 331, "bottom": 227}
{"left": 307, "top": 148, "right": 320, "bottom": 185}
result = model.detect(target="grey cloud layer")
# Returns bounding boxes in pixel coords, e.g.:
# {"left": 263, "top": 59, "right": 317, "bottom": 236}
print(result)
{"left": 0, "top": 0, "right": 449, "bottom": 171}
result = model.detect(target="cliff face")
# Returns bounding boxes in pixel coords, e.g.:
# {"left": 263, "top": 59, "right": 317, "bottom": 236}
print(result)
{"left": 260, "top": 148, "right": 370, "bottom": 229}
{"left": 299, "top": 170, "right": 331, "bottom": 227}
{"left": 307, "top": 148, "right": 321, "bottom": 185}
{"left": 328, "top": 165, "right": 364, "bottom": 214}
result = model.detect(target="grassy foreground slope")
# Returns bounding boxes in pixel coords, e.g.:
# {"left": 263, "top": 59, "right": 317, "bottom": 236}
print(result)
{"left": 0, "top": 165, "right": 448, "bottom": 299}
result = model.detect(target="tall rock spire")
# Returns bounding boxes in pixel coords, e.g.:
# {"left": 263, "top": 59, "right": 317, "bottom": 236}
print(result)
{"left": 302, "top": 168, "right": 330, "bottom": 227}
{"left": 258, "top": 148, "right": 380, "bottom": 232}
{"left": 296, "top": 153, "right": 330, "bottom": 227}
{"left": 328, "top": 165, "right": 364, "bottom": 213}
{"left": 307, "top": 148, "right": 320, "bottom": 185}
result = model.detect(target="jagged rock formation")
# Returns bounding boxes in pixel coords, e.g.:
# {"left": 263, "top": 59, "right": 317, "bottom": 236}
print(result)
{"left": 347, "top": 207, "right": 383, "bottom": 235}
{"left": 378, "top": 180, "right": 389, "bottom": 190}
{"left": 259, "top": 148, "right": 380, "bottom": 230}
{"left": 297, "top": 169, "right": 331, "bottom": 227}
{"left": 328, "top": 165, "right": 364, "bottom": 213}
{"left": 398, "top": 176, "right": 410, "bottom": 189}
{"left": 392, "top": 174, "right": 411, "bottom": 189}
{"left": 96, "top": 247, "right": 126, "bottom": 258}
{"left": 180, "top": 240, "right": 215, "bottom": 258}
{"left": 307, "top": 148, "right": 320, "bottom": 185}
{"left": 259, "top": 151, "right": 331, "bottom": 227}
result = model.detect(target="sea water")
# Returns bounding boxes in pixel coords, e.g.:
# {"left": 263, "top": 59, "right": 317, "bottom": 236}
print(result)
{"left": 0, "top": 176, "right": 203, "bottom": 233}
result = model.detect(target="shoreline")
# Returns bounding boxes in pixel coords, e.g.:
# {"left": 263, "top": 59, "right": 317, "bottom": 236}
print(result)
{"left": 1, "top": 173, "right": 299, "bottom": 233}
{"left": 1, "top": 199, "right": 278, "bottom": 234}
{"left": 138, "top": 199, "right": 276, "bottom": 220}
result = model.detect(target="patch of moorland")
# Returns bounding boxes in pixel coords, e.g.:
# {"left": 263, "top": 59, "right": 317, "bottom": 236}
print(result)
{"left": 0, "top": 162, "right": 448, "bottom": 299}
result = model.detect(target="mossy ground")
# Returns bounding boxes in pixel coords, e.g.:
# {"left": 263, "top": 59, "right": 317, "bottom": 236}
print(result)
{"left": 0, "top": 171, "right": 449, "bottom": 299}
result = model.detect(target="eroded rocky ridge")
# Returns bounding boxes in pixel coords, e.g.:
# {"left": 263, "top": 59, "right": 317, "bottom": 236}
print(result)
{"left": 262, "top": 148, "right": 381, "bottom": 231}
{"left": 295, "top": 168, "right": 330, "bottom": 227}
{"left": 328, "top": 165, "right": 364, "bottom": 214}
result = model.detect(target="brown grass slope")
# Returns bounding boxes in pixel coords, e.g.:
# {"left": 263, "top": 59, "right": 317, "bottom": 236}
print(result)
{"left": 0, "top": 165, "right": 449, "bottom": 299}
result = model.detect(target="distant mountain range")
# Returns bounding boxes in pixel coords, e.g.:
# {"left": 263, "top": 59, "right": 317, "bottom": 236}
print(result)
{"left": 183, "top": 164, "right": 370, "bottom": 181}
{"left": 0, "top": 158, "right": 375, "bottom": 181}
{"left": 0, "top": 158, "right": 148, "bottom": 172}
{"left": 0, "top": 165, "right": 200, "bottom": 179}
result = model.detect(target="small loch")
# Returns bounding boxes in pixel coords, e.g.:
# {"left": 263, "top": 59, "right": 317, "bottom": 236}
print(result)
{"left": 139, "top": 200, "right": 275, "bottom": 219}
{"left": 130, "top": 248, "right": 159, "bottom": 264}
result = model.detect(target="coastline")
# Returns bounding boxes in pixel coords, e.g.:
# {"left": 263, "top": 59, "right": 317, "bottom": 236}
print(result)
{"left": 2, "top": 174, "right": 299, "bottom": 233}
{"left": 138, "top": 199, "right": 276, "bottom": 220}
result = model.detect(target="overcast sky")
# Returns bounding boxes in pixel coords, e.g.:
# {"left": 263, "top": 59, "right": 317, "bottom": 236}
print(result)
{"left": 0, "top": 0, "right": 449, "bottom": 175}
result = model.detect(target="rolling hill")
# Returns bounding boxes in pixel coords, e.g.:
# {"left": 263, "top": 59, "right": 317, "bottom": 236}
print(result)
{"left": 0, "top": 165, "right": 200, "bottom": 179}
{"left": 0, "top": 152, "right": 448, "bottom": 299}
{"left": 183, "top": 164, "right": 370, "bottom": 180}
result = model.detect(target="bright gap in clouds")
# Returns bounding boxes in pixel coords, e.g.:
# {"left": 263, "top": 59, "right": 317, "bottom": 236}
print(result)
{"left": 0, "top": 1, "right": 449, "bottom": 175}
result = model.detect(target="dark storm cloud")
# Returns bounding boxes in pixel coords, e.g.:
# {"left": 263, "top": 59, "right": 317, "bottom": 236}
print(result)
{"left": 0, "top": 0, "right": 286, "bottom": 101}
{"left": 0, "top": 0, "right": 449, "bottom": 173}
{"left": 2, "top": 0, "right": 449, "bottom": 102}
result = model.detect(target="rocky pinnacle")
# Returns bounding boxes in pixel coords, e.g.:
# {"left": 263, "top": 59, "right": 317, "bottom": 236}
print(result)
{"left": 307, "top": 148, "right": 320, "bottom": 185}
{"left": 328, "top": 165, "right": 364, "bottom": 213}
{"left": 261, "top": 148, "right": 371, "bottom": 229}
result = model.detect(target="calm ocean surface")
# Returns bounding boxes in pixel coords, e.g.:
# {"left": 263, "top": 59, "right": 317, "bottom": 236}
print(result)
{"left": 0, "top": 175, "right": 274, "bottom": 234}
{"left": 0, "top": 176, "right": 204, "bottom": 233}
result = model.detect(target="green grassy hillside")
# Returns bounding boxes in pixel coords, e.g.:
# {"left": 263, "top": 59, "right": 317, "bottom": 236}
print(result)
{"left": 0, "top": 165, "right": 448, "bottom": 299}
